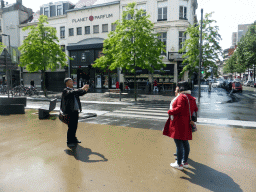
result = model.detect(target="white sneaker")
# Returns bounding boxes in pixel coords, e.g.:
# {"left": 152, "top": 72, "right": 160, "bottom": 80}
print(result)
{"left": 182, "top": 162, "right": 189, "bottom": 168}
{"left": 170, "top": 161, "right": 184, "bottom": 170}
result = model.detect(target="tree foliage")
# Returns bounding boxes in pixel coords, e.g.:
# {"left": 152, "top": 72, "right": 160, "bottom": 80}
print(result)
{"left": 0, "top": 42, "right": 5, "bottom": 54}
{"left": 93, "top": 2, "right": 166, "bottom": 101}
{"left": 179, "top": 12, "right": 222, "bottom": 79}
{"left": 224, "top": 23, "right": 256, "bottom": 77}
{"left": 19, "top": 15, "right": 70, "bottom": 96}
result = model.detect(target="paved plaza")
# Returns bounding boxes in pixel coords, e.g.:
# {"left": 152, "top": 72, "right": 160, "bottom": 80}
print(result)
{"left": 0, "top": 109, "right": 256, "bottom": 191}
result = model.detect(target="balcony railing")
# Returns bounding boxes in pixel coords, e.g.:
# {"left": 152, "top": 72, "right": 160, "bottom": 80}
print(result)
{"left": 168, "top": 52, "right": 186, "bottom": 61}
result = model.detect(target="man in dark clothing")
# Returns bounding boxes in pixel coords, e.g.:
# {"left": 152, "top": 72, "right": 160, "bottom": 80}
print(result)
{"left": 30, "top": 79, "right": 34, "bottom": 87}
{"left": 61, "top": 78, "right": 89, "bottom": 146}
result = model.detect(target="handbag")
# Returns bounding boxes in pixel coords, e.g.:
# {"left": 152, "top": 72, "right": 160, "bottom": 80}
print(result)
{"left": 163, "top": 116, "right": 171, "bottom": 136}
{"left": 59, "top": 110, "right": 69, "bottom": 124}
{"left": 184, "top": 94, "right": 197, "bottom": 132}
{"left": 192, "top": 111, "right": 197, "bottom": 122}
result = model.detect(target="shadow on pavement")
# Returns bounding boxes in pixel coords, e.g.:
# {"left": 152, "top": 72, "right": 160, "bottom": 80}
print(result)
{"left": 180, "top": 158, "right": 243, "bottom": 192}
{"left": 64, "top": 144, "right": 108, "bottom": 163}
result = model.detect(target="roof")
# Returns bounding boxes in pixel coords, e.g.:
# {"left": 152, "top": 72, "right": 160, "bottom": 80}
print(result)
{"left": 73, "top": 0, "right": 119, "bottom": 10}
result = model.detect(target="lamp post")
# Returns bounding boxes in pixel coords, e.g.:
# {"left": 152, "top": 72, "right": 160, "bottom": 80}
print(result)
{"left": 2, "top": 34, "right": 11, "bottom": 98}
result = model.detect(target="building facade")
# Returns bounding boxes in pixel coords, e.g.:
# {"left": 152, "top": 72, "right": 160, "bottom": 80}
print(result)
{"left": 19, "top": 0, "right": 198, "bottom": 91}
{"left": 0, "top": 0, "right": 33, "bottom": 86}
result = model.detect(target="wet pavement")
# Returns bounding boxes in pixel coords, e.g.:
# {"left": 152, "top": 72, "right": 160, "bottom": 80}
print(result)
{"left": 2, "top": 85, "right": 256, "bottom": 128}
{"left": 0, "top": 109, "right": 255, "bottom": 191}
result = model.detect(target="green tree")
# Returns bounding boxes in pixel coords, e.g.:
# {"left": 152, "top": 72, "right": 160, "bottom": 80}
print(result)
{"left": 93, "top": 2, "right": 166, "bottom": 101}
{"left": 179, "top": 12, "right": 222, "bottom": 79}
{"left": 236, "top": 23, "right": 256, "bottom": 79}
{"left": 0, "top": 42, "right": 5, "bottom": 53}
{"left": 223, "top": 52, "right": 236, "bottom": 78}
{"left": 19, "top": 15, "right": 70, "bottom": 96}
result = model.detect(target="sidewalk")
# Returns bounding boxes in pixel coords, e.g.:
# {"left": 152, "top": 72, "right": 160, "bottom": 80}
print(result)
{"left": 28, "top": 89, "right": 176, "bottom": 104}
{"left": 0, "top": 109, "right": 255, "bottom": 191}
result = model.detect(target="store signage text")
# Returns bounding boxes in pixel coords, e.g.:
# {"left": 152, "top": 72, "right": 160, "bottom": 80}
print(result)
{"left": 72, "top": 14, "right": 113, "bottom": 23}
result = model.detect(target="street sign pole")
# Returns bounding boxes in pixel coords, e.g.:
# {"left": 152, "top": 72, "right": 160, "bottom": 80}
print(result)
{"left": 198, "top": 9, "right": 203, "bottom": 104}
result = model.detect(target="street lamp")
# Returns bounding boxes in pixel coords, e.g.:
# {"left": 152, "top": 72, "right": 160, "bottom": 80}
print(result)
{"left": 2, "top": 34, "right": 11, "bottom": 98}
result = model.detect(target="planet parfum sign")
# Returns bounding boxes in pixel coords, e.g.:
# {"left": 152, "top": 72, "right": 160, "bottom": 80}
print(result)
{"left": 72, "top": 14, "right": 113, "bottom": 23}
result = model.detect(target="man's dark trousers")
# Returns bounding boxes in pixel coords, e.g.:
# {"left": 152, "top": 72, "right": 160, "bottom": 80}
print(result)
{"left": 67, "top": 111, "right": 79, "bottom": 143}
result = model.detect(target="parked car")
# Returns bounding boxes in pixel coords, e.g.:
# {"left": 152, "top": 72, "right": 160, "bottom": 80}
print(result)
{"left": 232, "top": 81, "right": 243, "bottom": 92}
{"left": 212, "top": 80, "right": 222, "bottom": 88}
{"left": 244, "top": 80, "right": 254, "bottom": 86}
{"left": 250, "top": 82, "right": 256, "bottom": 88}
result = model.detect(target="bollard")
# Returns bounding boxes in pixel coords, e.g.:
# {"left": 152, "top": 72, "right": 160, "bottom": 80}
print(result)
{"left": 119, "top": 89, "right": 121, "bottom": 101}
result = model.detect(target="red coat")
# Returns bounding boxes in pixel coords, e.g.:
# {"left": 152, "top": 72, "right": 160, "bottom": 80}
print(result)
{"left": 116, "top": 81, "right": 119, "bottom": 89}
{"left": 165, "top": 93, "right": 198, "bottom": 140}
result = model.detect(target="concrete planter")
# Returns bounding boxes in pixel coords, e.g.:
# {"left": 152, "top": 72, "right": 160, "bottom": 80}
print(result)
{"left": 0, "top": 97, "right": 27, "bottom": 114}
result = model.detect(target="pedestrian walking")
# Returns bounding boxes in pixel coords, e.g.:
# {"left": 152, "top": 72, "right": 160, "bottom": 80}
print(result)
{"left": 30, "top": 79, "right": 34, "bottom": 87}
{"left": 153, "top": 79, "right": 158, "bottom": 92}
{"left": 116, "top": 81, "right": 119, "bottom": 89}
{"left": 164, "top": 81, "right": 198, "bottom": 170}
{"left": 208, "top": 81, "right": 212, "bottom": 92}
{"left": 60, "top": 78, "right": 89, "bottom": 147}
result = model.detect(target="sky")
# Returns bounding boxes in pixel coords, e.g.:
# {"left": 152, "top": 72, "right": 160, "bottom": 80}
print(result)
{"left": 6, "top": 0, "right": 256, "bottom": 50}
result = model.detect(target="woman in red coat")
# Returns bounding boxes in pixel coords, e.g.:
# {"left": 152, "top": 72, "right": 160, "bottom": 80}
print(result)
{"left": 166, "top": 81, "right": 198, "bottom": 170}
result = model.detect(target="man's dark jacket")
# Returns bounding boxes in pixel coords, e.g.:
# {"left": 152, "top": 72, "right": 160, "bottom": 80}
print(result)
{"left": 61, "top": 87, "right": 87, "bottom": 114}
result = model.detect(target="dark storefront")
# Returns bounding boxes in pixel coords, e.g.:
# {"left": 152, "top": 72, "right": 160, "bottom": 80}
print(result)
{"left": 123, "top": 64, "right": 175, "bottom": 90}
{"left": 67, "top": 39, "right": 117, "bottom": 89}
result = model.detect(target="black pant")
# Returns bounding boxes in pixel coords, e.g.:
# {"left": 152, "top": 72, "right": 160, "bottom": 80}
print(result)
{"left": 67, "top": 111, "right": 79, "bottom": 143}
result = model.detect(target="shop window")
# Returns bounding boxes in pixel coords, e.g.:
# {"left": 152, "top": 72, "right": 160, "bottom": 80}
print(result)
{"left": 77, "top": 27, "right": 82, "bottom": 35}
{"left": 102, "top": 24, "right": 108, "bottom": 32}
{"left": 60, "top": 26, "right": 65, "bottom": 39}
{"left": 93, "top": 25, "right": 99, "bottom": 34}
{"left": 69, "top": 28, "right": 74, "bottom": 36}
{"left": 158, "top": 32, "right": 167, "bottom": 55}
{"left": 179, "top": 6, "right": 187, "bottom": 20}
{"left": 85, "top": 26, "right": 90, "bottom": 34}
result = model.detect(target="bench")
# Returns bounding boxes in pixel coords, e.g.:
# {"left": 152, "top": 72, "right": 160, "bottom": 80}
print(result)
{"left": 39, "top": 98, "right": 57, "bottom": 119}
{"left": 0, "top": 104, "right": 25, "bottom": 114}
{"left": 0, "top": 98, "right": 27, "bottom": 115}
{"left": 108, "top": 89, "right": 120, "bottom": 95}
{"left": 108, "top": 89, "right": 122, "bottom": 101}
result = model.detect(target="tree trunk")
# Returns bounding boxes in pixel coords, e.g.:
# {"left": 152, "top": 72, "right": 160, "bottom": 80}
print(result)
{"left": 42, "top": 69, "right": 47, "bottom": 97}
{"left": 134, "top": 70, "right": 137, "bottom": 102}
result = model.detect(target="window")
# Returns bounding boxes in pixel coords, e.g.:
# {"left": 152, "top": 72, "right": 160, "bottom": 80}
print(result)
{"left": 85, "top": 26, "right": 90, "bottom": 34}
{"left": 137, "top": 4, "right": 146, "bottom": 16}
{"left": 61, "top": 45, "right": 65, "bottom": 52}
{"left": 158, "top": 7, "right": 167, "bottom": 21}
{"left": 179, "top": 31, "right": 186, "bottom": 50}
{"left": 123, "top": 7, "right": 132, "bottom": 20}
{"left": 179, "top": 6, "right": 187, "bottom": 19}
{"left": 44, "top": 7, "right": 49, "bottom": 17}
{"left": 158, "top": 32, "right": 167, "bottom": 55}
{"left": 0, "top": 20, "right": 2, "bottom": 31}
{"left": 102, "top": 24, "right": 108, "bottom": 32}
{"left": 57, "top": 5, "right": 62, "bottom": 16}
{"left": 111, "top": 23, "right": 117, "bottom": 31}
{"left": 158, "top": 1, "right": 167, "bottom": 21}
{"left": 93, "top": 25, "right": 99, "bottom": 33}
{"left": 69, "top": 28, "right": 74, "bottom": 36}
{"left": 77, "top": 27, "right": 82, "bottom": 35}
{"left": 60, "top": 26, "right": 65, "bottom": 39}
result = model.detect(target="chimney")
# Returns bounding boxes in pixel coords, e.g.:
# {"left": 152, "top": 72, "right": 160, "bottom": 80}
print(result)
{"left": 1, "top": 0, "right": 4, "bottom": 8}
